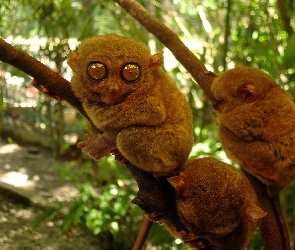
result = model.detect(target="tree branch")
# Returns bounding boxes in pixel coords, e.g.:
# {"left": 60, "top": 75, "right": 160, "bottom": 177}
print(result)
{"left": 113, "top": 0, "right": 218, "bottom": 106}
{"left": 244, "top": 171, "right": 291, "bottom": 250}
{"left": 0, "top": 38, "right": 89, "bottom": 120}
{"left": 276, "top": 0, "right": 293, "bottom": 36}
{"left": 132, "top": 218, "right": 153, "bottom": 250}
{"left": 113, "top": 152, "right": 190, "bottom": 248}
{"left": 222, "top": 0, "right": 231, "bottom": 70}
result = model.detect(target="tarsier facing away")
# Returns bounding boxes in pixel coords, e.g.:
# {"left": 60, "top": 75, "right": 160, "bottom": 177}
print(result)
{"left": 67, "top": 34, "right": 193, "bottom": 176}
{"left": 167, "top": 157, "right": 267, "bottom": 250}
{"left": 211, "top": 66, "right": 295, "bottom": 191}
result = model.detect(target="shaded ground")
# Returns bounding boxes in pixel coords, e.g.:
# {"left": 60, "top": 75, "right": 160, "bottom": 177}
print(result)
{"left": 0, "top": 142, "right": 100, "bottom": 250}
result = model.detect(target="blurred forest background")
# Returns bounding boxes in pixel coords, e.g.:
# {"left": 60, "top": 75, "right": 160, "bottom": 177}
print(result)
{"left": 1, "top": 0, "right": 295, "bottom": 249}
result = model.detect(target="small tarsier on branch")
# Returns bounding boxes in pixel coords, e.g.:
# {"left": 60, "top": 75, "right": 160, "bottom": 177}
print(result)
{"left": 167, "top": 157, "right": 267, "bottom": 250}
{"left": 211, "top": 67, "right": 295, "bottom": 192}
{"left": 67, "top": 34, "right": 194, "bottom": 177}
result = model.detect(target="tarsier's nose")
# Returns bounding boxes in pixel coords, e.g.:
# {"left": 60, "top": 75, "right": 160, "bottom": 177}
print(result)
{"left": 109, "top": 84, "right": 120, "bottom": 92}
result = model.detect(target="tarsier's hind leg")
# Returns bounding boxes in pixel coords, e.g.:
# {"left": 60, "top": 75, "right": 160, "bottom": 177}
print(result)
{"left": 117, "top": 125, "right": 192, "bottom": 176}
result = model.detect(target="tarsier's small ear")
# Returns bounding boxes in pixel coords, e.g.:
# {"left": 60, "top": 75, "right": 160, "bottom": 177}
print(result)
{"left": 147, "top": 52, "right": 164, "bottom": 70}
{"left": 241, "top": 204, "right": 267, "bottom": 222}
{"left": 237, "top": 83, "right": 257, "bottom": 103}
{"left": 67, "top": 52, "right": 82, "bottom": 73}
{"left": 167, "top": 174, "right": 186, "bottom": 198}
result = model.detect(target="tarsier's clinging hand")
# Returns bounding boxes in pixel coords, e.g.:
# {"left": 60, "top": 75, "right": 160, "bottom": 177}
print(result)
{"left": 67, "top": 34, "right": 193, "bottom": 176}
{"left": 211, "top": 66, "right": 295, "bottom": 191}
{"left": 168, "top": 157, "right": 267, "bottom": 250}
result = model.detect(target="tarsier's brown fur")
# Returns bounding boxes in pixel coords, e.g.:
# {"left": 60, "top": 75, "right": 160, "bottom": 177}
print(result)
{"left": 168, "top": 157, "right": 266, "bottom": 250}
{"left": 211, "top": 67, "right": 295, "bottom": 191}
{"left": 67, "top": 36, "right": 269, "bottom": 249}
{"left": 67, "top": 34, "right": 193, "bottom": 176}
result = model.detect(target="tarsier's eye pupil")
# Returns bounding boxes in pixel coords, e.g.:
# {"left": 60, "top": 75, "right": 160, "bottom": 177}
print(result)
{"left": 87, "top": 62, "right": 107, "bottom": 80}
{"left": 121, "top": 63, "right": 141, "bottom": 82}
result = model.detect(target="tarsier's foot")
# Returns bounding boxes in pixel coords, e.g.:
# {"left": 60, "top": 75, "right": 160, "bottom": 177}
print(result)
{"left": 144, "top": 212, "right": 165, "bottom": 223}
{"left": 32, "top": 68, "right": 63, "bottom": 101}
{"left": 184, "top": 238, "right": 208, "bottom": 249}
{"left": 178, "top": 231, "right": 197, "bottom": 241}
{"left": 77, "top": 133, "right": 110, "bottom": 161}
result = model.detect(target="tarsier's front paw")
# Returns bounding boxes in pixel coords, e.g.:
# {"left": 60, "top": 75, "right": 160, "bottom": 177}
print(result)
{"left": 178, "top": 232, "right": 209, "bottom": 249}
{"left": 77, "top": 133, "right": 109, "bottom": 161}
{"left": 32, "top": 69, "right": 63, "bottom": 101}
{"left": 165, "top": 222, "right": 208, "bottom": 249}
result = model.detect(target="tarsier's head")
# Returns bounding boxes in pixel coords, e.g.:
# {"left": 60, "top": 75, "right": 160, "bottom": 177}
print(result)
{"left": 68, "top": 34, "right": 163, "bottom": 105}
{"left": 211, "top": 67, "right": 278, "bottom": 113}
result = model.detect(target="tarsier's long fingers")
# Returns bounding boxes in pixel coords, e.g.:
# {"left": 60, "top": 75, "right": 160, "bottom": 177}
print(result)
{"left": 184, "top": 239, "right": 208, "bottom": 249}
{"left": 77, "top": 133, "right": 114, "bottom": 161}
{"left": 32, "top": 68, "right": 63, "bottom": 101}
{"left": 76, "top": 133, "right": 93, "bottom": 148}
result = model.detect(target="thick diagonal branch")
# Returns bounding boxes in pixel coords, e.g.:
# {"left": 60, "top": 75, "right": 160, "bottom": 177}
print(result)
{"left": 113, "top": 0, "right": 217, "bottom": 106}
{"left": 0, "top": 38, "right": 89, "bottom": 120}
{"left": 244, "top": 171, "right": 290, "bottom": 250}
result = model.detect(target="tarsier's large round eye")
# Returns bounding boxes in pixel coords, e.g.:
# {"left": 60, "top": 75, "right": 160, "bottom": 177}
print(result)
{"left": 87, "top": 62, "right": 107, "bottom": 80}
{"left": 121, "top": 63, "right": 141, "bottom": 82}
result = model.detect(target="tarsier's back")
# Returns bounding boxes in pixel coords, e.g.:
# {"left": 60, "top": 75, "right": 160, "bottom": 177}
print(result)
{"left": 211, "top": 66, "right": 295, "bottom": 190}
{"left": 168, "top": 157, "right": 266, "bottom": 250}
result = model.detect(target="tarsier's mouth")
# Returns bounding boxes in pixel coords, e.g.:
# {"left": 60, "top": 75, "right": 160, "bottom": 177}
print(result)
{"left": 90, "top": 90, "right": 130, "bottom": 106}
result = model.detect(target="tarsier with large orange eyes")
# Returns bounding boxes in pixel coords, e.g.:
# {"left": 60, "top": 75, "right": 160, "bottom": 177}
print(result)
{"left": 211, "top": 67, "right": 295, "bottom": 191}
{"left": 67, "top": 34, "right": 193, "bottom": 176}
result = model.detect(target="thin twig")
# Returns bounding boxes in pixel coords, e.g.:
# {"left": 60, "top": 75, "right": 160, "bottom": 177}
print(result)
{"left": 270, "top": 193, "right": 291, "bottom": 250}
{"left": 132, "top": 218, "right": 153, "bottom": 250}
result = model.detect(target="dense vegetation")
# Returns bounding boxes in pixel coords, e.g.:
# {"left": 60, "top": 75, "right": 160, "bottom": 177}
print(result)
{"left": 1, "top": 0, "right": 295, "bottom": 249}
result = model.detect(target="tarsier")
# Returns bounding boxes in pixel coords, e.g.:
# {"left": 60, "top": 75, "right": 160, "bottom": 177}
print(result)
{"left": 167, "top": 157, "right": 267, "bottom": 250}
{"left": 67, "top": 34, "right": 193, "bottom": 176}
{"left": 30, "top": 36, "right": 272, "bottom": 249}
{"left": 211, "top": 66, "right": 295, "bottom": 191}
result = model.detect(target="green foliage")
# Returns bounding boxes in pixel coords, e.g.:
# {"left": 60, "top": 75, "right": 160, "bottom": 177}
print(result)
{"left": 55, "top": 159, "right": 136, "bottom": 230}
{"left": 2, "top": 0, "right": 295, "bottom": 248}
{"left": 147, "top": 223, "right": 190, "bottom": 250}
{"left": 6, "top": 137, "right": 16, "bottom": 144}
{"left": 248, "top": 230, "right": 263, "bottom": 250}
{"left": 32, "top": 157, "right": 141, "bottom": 248}
{"left": 33, "top": 156, "right": 192, "bottom": 249}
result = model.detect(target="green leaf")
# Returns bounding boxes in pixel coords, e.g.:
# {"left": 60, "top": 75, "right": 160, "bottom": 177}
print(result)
{"left": 30, "top": 207, "right": 62, "bottom": 230}
{"left": 61, "top": 201, "right": 83, "bottom": 232}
